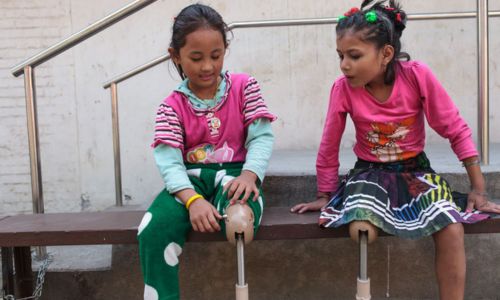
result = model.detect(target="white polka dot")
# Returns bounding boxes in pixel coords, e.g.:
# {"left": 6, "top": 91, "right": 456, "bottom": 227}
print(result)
{"left": 137, "top": 212, "right": 152, "bottom": 236}
{"left": 186, "top": 168, "right": 201, "bottom": 178}
{"left": 164, "top": 242, "right": 182, "bottom": 266}
{"left": 258, "top": 196, "right": 264, "bottom": 225}
{"left": 221, "top": 175, "right": 235, "bottom": 187}
{"left": 217, "top": 198, "right": 223, "bottom": 211}
{"left": 214, "top": 170, "right": 227, "bottom": 187}
{"left": 144, "top": 284, "right": 159, "bottom": 300}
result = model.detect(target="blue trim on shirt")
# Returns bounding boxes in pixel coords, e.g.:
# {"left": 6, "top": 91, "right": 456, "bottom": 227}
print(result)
{"left": 175, "top": 72, "right": 227, "bottom": 110}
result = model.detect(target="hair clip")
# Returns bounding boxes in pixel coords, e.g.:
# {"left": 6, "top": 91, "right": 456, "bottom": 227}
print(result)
{"left": 395, "top": 13, "right": 402, "bottom": 22}
{"left": 365, "top": 10, "right": 377, "bottom": 23}
{"left": 385, "top": 6, "right": 395, "bottom": 11}
{"left": 344, "top": 7, "right": 360, "bottom": 17}
{"left": 337, "top": 15, "right": 347, "bottom": 22}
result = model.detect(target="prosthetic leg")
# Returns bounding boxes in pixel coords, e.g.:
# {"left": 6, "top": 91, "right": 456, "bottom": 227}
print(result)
{"left": 349, "top": 221, "right": 378, "bottom": 300}
{"left": 223, "top": 203, "right": 255, "bottom": 300}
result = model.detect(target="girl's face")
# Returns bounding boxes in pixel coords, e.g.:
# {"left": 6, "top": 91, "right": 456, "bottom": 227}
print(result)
{"left": 170, "top": 28, "right": 226, "bottom": 98}
{"left": 336, "top": 31, "right": 392, "bottom": 88}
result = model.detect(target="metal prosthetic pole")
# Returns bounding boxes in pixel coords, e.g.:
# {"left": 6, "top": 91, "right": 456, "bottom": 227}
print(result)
{"left": 357, "top": 230, "right": 370, "bottom": 300}
{"left": 349, "top": 221, "right": 378, "bottom": 300}
{"left": 224, "top": 203, "right": 254, "bottom": 300}
{"left": 235, "top": 233, "right": 248, "bottom": 300}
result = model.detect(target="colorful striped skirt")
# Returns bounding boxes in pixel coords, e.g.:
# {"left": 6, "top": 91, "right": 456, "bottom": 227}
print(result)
{"left": 319, "top": 152, "right": 490, "bottom": 239}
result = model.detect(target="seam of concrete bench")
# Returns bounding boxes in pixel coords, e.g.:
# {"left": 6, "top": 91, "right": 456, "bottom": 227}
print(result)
{"left": 0, "top": 207, "right": 499, "bottom": 247}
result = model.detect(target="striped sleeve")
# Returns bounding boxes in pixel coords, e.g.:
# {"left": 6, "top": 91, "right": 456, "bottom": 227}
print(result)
{"left": 151, "top": 103, "right": 184, "bottom": 150}
{"left": 242, "top": 77, "right": 277, "bottom": 127}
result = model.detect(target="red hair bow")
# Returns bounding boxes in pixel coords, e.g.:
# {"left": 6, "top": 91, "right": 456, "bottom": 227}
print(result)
{"left": 344, "top": 7, "right": 360, "bottom": 17}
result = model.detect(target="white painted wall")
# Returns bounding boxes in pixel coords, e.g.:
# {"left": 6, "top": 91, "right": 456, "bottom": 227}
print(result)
{"left": 1, "top": 0, "right": 499, "bottom": 213}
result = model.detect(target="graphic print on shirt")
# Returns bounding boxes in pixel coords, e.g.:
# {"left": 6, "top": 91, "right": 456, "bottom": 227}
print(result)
{"left": 366, "top": 117, "right": 417, "bottom": 162}
{"left": 206, "top": 112, "right": 221, "bottom": 137}
{"left": 186, "top": 142, "right": 234, "bottom": 164}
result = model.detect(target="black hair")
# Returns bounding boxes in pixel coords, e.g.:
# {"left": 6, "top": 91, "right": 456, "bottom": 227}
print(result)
{"left": 170, "top": 4, "right": 230, "bottom": 79}
{"left": 336, "top": 0, "right": 410, "bottom": 84}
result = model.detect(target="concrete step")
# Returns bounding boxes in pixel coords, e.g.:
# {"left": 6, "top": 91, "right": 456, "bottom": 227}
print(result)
{"left": 267, "top": 143, "right": 500, "bottom": 176}
{"left": 265, "top": 143, "right": 500, "bottom": 207}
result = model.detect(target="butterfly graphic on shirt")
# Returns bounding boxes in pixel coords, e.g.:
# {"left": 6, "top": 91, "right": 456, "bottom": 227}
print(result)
{"left": 186, "top": 142, "right": 234, "bottom": 164}
{"left": 366, "top": 117, "right": 417, "bottom": 162}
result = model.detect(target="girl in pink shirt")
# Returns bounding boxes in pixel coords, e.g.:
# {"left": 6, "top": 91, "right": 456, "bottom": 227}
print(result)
{"left": 291, "top": 1, "right": 500, "bottom": 298}
{"left": 138, "top": 4, "right": 275, "bottom": 299}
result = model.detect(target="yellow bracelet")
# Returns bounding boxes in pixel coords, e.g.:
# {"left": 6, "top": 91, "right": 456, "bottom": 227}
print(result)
{"left": 185, "top": 194, "right": 203, "bottom": 210}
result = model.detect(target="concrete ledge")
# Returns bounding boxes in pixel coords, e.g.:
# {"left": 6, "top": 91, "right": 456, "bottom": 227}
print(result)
{"left": 264, "top": 144, "right": 500, "bottom": 207}
{"left": 267, "top": 143, "right": 500, "bottom": 176}
{"left": 1, "top": 207, "right": 499, "bottom": 247}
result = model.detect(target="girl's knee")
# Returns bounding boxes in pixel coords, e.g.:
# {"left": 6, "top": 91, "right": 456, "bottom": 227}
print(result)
{"left": 442, "top": 223, "right": 464, "bottom": 237}
{"left": 137, "top": 216, "right": 161, "bottom": 245}
{"left": 137, "top": 212, "right": 181, "bottom": 244}
{"left": 433, "top": 223, "right": 464, "bottom": 244}
{"left": 137, "top": 212, "right": 155, "bottom": 237}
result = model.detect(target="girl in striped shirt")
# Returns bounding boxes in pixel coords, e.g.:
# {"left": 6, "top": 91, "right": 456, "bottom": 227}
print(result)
{"left": 137, "top": 4, "right": 276, "bottom": 299}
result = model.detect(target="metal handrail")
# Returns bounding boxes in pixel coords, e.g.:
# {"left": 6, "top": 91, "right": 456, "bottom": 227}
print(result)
{"left": 478, "top": 0, "right": 490, "bottom": 164}
{"left": 104, "top": 54, "right": 170, "bottom": 88}
{"left": 103, "top": 10, "right": 500, "bottom": 88}
{"left": 11, "top": 0, "right": 158, "bottom": 77}
{"left": 9, "top": 0, "right": 158, "bottom": 220}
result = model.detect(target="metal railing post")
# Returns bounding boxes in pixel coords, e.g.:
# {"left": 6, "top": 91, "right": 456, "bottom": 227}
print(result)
{"left": 111, "top": 83, "right": 123, "bottom": 206}
{"left": 23, "top": 66, "right": 47, "bottom": 258}
{"left": 477, "top": 0, "right": 489, "bottom": 165}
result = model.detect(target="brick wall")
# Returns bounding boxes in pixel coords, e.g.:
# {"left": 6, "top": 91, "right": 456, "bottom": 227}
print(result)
{"left": 0, "top": 0, "right": 79, "bottom": 214}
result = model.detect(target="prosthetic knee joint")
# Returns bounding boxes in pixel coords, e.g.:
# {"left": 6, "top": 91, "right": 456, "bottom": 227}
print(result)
{"left": 349, "top": 221, "right": 378, "bottom": 300}
{"left": 223, "top": 203, "right": 255, "bottom": 300}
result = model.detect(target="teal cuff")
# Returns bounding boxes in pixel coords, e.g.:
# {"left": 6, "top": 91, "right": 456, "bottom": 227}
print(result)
{"left": 154, "top": 144, "right": 194, "bottom": 194}
{"left": 242, "top": 118, "right": 274, "bottom": 182}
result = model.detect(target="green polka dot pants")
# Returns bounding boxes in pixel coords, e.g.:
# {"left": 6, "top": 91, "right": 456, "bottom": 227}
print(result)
{"left": 137, "top": 163, "right": 264, "bottom": 300}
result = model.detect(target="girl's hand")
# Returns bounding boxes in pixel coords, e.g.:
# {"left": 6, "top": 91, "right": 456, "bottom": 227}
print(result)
{"left": 461, "top": 156, "right": 500, "bottom": 213}
{"left": 224, "top": 170, "right": 259, "bottom": 205}
{"left": 466, "top": 191, "right": 500, "bottom": 214}
{"left": 188, "top": 198, "right": 222, "bottom": 232}
{"left": 290, "top": 197, "right": 329, "bottom": 214}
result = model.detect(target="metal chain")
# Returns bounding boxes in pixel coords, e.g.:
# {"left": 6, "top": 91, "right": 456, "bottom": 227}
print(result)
{"left": 1, "top": 254, "right": 52, "bottom": 300}
{"left": 1, "top": 290, "right": 14, "bottom": 300}
{"left": 385, "top": 243, "right": 391, "bottom": 298}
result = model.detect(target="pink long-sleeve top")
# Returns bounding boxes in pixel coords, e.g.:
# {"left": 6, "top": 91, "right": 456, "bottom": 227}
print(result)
{"left": 317, "top": 60, "right": 478, "bottom": 193}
